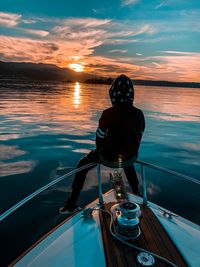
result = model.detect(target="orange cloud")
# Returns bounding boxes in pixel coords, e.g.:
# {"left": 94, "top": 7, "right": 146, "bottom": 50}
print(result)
{"left": 1, "top": 31, "right": 200, "bottom": 82}
{"left": 1, "top": 16, "right": 143, "bottom": 66}
{"left": 1, "top": 33, "right": 199, "bottom": 81}
{"left": 82, "top": 55, "right": 140, "bottom": 77}
{"left": 0, "top": 14, "right": 199, "bottom": 82}
{"left": 0, "top": 35, "right": 59, "bottom": 62}
{"left": 149, "top": 53, "right": 200, "bottom": 82}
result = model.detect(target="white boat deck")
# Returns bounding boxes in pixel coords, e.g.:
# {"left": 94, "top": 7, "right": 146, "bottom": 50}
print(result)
{"left": 13, "top": 191, "right": 200, "bottom": 267}
{"left": 14, "top": 210, "right": 106, "bottom": 267}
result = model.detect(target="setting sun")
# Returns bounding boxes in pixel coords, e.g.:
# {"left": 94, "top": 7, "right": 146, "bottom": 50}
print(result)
{"left": 69, "top": 63, "right": 84, "bottom": 72}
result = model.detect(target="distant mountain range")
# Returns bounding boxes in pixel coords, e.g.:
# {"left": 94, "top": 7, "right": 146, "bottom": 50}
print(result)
{"left": 0, "top": 61, "right": 200, "bottom": 88}
{"left": 0, "top": 61, "right": 95, "bottom": 82}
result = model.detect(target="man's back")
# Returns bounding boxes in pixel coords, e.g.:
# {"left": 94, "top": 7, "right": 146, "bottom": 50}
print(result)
{"left": 96, "top": 103, "right": 145, "bottom": 162}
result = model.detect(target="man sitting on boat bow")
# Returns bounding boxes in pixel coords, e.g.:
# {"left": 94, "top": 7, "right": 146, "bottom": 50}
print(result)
{"left": 60, "top": 74, "right": 145, "bottom": 214}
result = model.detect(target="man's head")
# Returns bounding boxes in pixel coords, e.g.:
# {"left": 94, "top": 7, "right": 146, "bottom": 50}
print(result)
{"left": 109, "top": 74, "right": 134, "bottom": 106}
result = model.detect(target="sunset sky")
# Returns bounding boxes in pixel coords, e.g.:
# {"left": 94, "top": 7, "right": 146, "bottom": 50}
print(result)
{"left": 0, "top": 0, "right": 200, "bottom": 82}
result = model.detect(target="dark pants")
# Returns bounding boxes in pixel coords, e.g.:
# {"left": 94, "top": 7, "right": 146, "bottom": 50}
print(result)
{"left": 67, "top": 150, "right": 139, "bottom": 205}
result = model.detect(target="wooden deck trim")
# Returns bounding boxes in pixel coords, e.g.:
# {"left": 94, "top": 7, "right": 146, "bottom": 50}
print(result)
{"left": 100, "top": 202, "right": 189, "bottom": 267}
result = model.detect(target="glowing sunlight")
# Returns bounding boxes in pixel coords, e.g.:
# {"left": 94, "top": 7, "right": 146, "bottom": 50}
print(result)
{"left": 69, "top": 63, "right": 84, "bottom": 72}
{"left": 73, "top": 82, "right": 81, "bottom": 107}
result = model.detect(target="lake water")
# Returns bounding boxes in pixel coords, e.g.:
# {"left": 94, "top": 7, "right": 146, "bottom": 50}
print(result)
{"left": 0, "top": 80, "right": 200, "bottom": 265}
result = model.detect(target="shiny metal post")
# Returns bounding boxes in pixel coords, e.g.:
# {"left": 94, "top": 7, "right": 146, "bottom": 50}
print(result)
{"left": 97, "top": 163, "right": 104, "bottom": 207}
{"left": 141, "top": 163, "right": 148, "bottom": 205}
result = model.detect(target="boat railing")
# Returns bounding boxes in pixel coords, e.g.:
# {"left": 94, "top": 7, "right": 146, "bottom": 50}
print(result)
{"left": 0, "top": 160, "right": 199, "bottom": 222}
{"left": 0, "top": 163, "right": 96, "bottom": 222}
{"left": 136, "top": 160, "right": 200, "bottom": 206}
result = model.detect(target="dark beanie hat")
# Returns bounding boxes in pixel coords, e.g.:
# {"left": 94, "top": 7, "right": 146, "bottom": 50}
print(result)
{"left": 109, "top": 74, "right": 134, "bottom": 105}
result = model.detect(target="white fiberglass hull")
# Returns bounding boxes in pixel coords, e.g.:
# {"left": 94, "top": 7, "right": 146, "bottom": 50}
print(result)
{"left": 13, "top": 191, "right": 200, "bottom": 267}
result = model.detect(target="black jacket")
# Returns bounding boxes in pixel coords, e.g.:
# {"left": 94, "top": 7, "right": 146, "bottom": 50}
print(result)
{"left": 96, "top": 103, "right": 145, "bottom": 162}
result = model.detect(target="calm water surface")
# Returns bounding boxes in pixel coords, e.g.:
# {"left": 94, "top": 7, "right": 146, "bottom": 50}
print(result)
{"left": 0, "top": 81, "right": 200, "bottom": 265}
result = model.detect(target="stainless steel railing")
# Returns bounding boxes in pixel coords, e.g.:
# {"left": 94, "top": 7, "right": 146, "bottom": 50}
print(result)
{"left": 0, "top": 163, "right": 96, "bottom": 222}
{"left": 0, "top": 160, "right": 199, "bottom": 222}
{"left": 136, "top": 160, "right": 200, "bottom": 205}
{"left": 140, "top": 162, "right": 148, "bottom": 205}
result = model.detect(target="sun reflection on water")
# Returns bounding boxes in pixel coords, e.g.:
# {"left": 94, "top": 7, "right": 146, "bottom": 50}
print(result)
{"left": 73, "top": 82, "right": 81, "bottom": 108}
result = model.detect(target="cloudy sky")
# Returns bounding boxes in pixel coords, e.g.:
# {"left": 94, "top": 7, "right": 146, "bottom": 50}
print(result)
{"left": 0, "top": 0, "right": 200, "bottom": 81}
